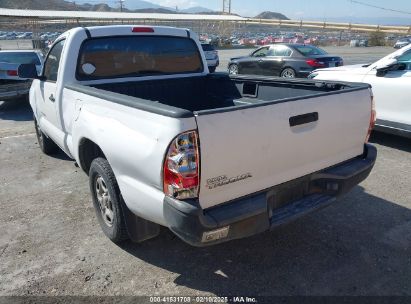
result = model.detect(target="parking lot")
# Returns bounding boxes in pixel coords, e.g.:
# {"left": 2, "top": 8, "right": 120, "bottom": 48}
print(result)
{"left": 1, "top": 47, "right": 411, "bottom": 297}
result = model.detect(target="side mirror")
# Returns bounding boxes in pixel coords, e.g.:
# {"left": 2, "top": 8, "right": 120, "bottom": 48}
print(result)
{"left": 18, "top": 63, "right": 40, "bottom": 79}
{"left": 376, "top": 63, "right": 407, "bottom": 77}
{"left": 376, "top": 68, "right": 386, "bottom": 77}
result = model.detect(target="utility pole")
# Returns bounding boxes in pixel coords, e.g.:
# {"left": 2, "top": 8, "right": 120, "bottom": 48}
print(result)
{"left": 118, "top": 0, "right": 125, "bottom": 12}
{"left": 222, "top": 0, "right": 231, "bottom": 14}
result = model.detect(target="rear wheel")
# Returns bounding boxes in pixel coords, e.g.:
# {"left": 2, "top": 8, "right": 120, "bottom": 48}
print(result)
{"left": 280, "top": 67, "right": 296, "bottom": 78}
{"left": 34, "top": 117, "right": 59, "bottom": 155}
{"left": 208, "top": 66, "right": 216, "bottom": 73}
{"left": 89, "top": 157, "right": 129, "bottom": 243}
{"left": 228, "top": 64, "right": 239, "bottom": 75}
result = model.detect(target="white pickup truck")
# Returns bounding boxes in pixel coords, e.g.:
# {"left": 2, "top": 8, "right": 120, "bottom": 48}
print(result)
{"left": 19, "top": 25, "right": 377, "bottom": 246}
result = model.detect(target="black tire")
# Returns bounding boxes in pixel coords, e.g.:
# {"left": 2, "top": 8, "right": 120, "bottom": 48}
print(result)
{"left": 208, "top": 66, "right": 216, "bottom": 73}
{"left": 34, "top": 117, "right": 59, "bottom": 155}
{"left": 89, "top": 157, "right": 129, "bottom": 243}
{"left": 280, "top": 67, "right": 296, "bottom": 78}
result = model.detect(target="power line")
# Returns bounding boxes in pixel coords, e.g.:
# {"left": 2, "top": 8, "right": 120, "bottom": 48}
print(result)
{"left": 349, "top": 0, "right": 411, "bottom": 15}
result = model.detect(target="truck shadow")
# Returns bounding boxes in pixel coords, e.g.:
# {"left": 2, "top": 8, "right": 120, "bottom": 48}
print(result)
{"left": 0, "top": 98, "right": 33, "bottom": 122}
{"left": 370, "top": 131, "right": 411, "bottom": 153}
{"left": 121, "top": 186, "right": 411, "bottom": 295}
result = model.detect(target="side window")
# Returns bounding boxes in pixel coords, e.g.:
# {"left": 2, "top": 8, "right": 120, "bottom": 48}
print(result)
{"left": 397, "top": 51, "right": 411, "bottom": 70}
{"left": 43, "top": 40, "right": 65, "bottom": 82}
{"left": 252, "top": 47, "right": 269, "bottom": 57}
{"left": 271, "top": 46, "right": 292, "bottom": 57}
{"left": 275, "top": 45, "right": 291, "bottom": 57}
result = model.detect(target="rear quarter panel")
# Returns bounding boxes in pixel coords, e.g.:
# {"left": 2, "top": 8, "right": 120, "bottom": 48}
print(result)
{"left": 67, "top": 89, "right": 197, "bottom": 225}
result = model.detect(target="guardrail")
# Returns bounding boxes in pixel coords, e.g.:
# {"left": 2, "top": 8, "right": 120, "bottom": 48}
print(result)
{"left": 247, "top": 19, "right": 411, "bottom": 34}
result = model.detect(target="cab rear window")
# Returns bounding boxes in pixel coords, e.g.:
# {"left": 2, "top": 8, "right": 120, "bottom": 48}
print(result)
{"left": 76, "top": 36, "right": 204, "bottom": 80}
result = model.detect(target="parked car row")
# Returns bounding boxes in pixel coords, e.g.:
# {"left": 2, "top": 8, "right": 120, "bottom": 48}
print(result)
{"left": 0, "top": 31, "right": 62, "bottom": 41}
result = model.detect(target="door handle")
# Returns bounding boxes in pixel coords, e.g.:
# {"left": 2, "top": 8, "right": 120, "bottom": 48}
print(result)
{"left": 289, "top": 112, "right": 319, "bottom": 127}
{"left": 49, "top": 94, "right": 55, "bottom": 102}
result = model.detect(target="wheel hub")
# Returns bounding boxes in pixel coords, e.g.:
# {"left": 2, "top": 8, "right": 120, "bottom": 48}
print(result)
{"left": 95, "top": 175, "right": 114, "bottom": 227}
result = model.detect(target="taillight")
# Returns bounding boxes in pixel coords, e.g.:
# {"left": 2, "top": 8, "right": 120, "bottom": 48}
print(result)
{"left": 306, "top": 59, "right": 326, "bottom": 68}
{"left": 7, "top": 70, "right": 18, "bottom": 76}
{"left": 132, "top": 27, "right": 154, "bottom": 33}
{"left": 365, "top": 93, "right": 376, "bottom": 143}
{"left": 163, "top": 130, "right": 200, "bottom": 200}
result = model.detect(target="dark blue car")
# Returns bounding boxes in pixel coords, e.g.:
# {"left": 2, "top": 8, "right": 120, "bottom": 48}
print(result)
{"left": 228, "top": 44, "right": 343, "bottom": 78}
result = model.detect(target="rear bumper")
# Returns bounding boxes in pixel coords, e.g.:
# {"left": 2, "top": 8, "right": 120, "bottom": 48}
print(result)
{"left": 0, "top": 81, "right": 31, "bottom": 101}
{"left": 164, "top": 144, "right": 377, "bottom": 246}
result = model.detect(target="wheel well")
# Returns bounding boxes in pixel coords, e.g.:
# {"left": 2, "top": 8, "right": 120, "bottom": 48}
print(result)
{"left": 78, "top": 138, "right": 106, "bottom": 174}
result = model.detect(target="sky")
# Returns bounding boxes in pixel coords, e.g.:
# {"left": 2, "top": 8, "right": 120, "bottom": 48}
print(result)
{"left": 77, "top": 0, "right": 411, "bottom": 23}
{"left": 148, "top": 0, "right": 411, "bottom": 19}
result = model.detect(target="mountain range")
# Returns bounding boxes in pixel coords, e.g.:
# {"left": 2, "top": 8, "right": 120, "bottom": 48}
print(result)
{"left": 0, "top": 0, "right": 287, "bottom": 19}
{"left": 0, "top": 0, "right": 214, "bottom": 14}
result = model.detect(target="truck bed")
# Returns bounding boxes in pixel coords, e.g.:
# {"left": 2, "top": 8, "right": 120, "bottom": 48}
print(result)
{"left": 69, "top": 74, "right": 372, "bottom": 209}
{"left": 88, "top": 74, "right": 364, "bottom": 114}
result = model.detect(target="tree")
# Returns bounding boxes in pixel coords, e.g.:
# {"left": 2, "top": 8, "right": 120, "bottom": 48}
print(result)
{"left": 369, "top": 31, "right": 386, "bottom": 46}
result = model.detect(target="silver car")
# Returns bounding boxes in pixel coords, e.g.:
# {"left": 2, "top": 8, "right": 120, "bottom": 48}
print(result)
{"left": 0, "top": 50, "right": 43, "bottom": 102}
{"left": 201, "top": 43, "right": 219, "bottom": 73}
{"left": 394, "top": 37, "right": 411, "bottom": 49}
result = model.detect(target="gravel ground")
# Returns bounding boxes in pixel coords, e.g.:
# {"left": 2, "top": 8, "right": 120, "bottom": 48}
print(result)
{"left": 1, "top": 47, "right": 411, "bottom": 297}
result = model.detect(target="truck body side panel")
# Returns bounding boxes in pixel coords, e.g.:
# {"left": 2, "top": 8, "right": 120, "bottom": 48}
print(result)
{"left": 65, "top": 88, "right": 197, "bottom": 225}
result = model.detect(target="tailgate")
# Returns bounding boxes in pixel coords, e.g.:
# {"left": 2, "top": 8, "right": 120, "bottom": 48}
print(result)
{"left": 195, "top": 89, "right": 371, "bottom": 209}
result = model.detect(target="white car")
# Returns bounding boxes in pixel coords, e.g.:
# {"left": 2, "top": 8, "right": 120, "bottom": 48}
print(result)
{"left": 310, "top": 44, "right": 411, "bottom": 138}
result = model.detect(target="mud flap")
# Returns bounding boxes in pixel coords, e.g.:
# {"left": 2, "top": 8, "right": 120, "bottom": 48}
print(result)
{"left": 122, "top": 200, "right": 160, "bottom": 243}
